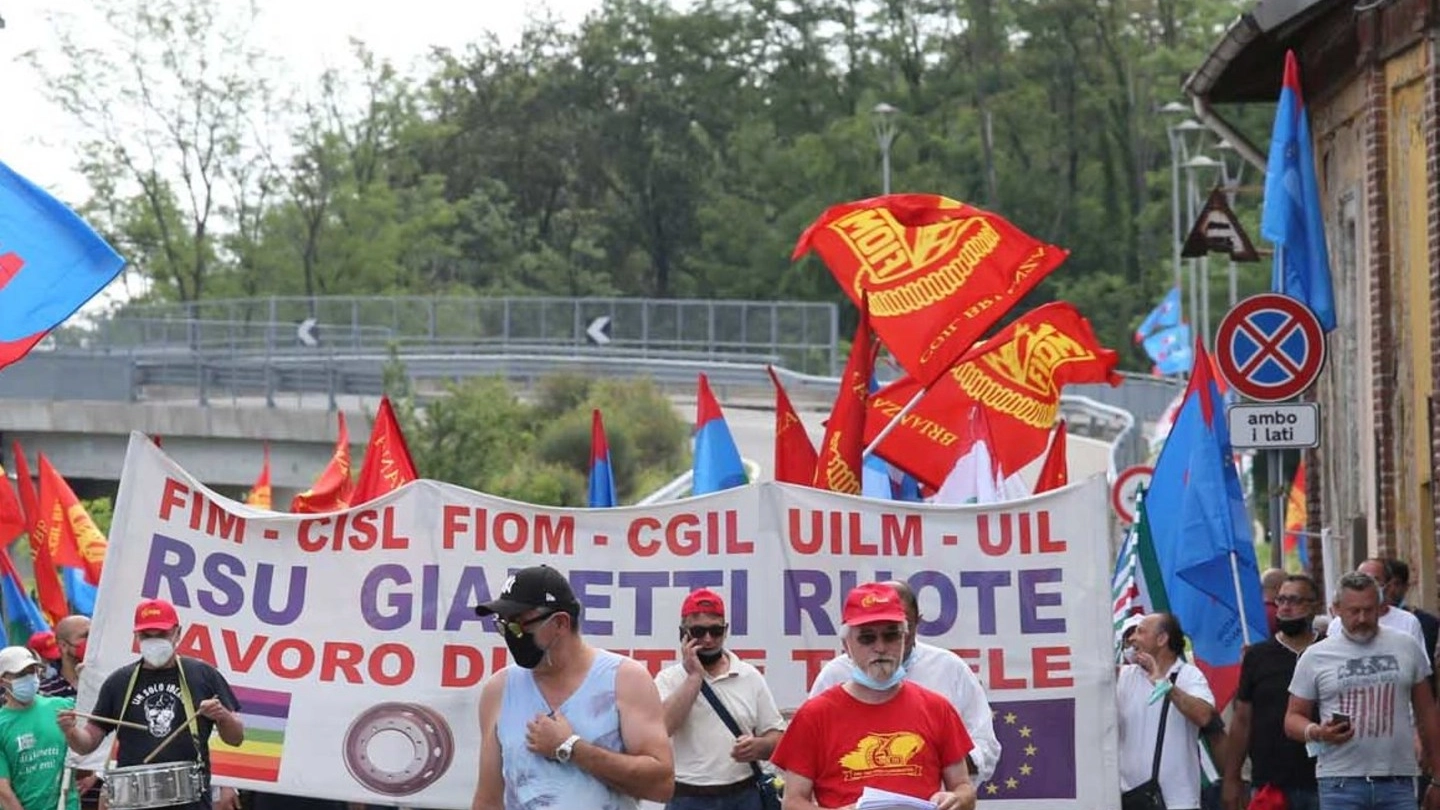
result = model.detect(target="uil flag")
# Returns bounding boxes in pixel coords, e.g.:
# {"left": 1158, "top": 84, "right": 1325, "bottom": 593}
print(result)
{"left": 793, "top": 194, "right": 1068, "bottom": 386}
{"left": 0, "top": 161, "right": 127, "bottom": 371}
{"left": 866, "top": 302, "right": 1121, "bottom": 490}
{"left": 1146, "top": 340, "right": 1267, "bottom": 708}
{"left": 767, "top": 366, "right": 818, "bottom": 486}
{"left": 813, "top": 306, "right": 873, "bottom": 494}
{"left": 587, "top": 409, "right": 618, "bottom": 508}
{"left": 245, "top": 445, "right": 272, "bottom": 510}
{"left": 352, "top": 397, "right": 418, "bottom": 504}
{"left": 693, "top": 375, "right": 747, "bottom": 495}
{"left": 0, "top": 546, "right": 49, "bottom": 645}
{"left": 1262, "top": 50, "right": 1335, "bottom": 331}
{"left": 1135, "top": 287, "right": 1183, "bottom": 343}
{"left": 291, "top": 412, "right": 355, "bottom": 513}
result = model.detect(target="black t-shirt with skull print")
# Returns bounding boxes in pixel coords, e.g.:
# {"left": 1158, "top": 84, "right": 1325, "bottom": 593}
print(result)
{"left": 91, "top": 657, "right": 241, "bottom": 769}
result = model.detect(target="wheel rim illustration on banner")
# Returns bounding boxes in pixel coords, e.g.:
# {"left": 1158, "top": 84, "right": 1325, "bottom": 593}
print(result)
{"left": 343, "top": 702, "right": 455, "bottom": 796}
{"left": 1213, "top": 294, "right": 1326, "bottom": 403}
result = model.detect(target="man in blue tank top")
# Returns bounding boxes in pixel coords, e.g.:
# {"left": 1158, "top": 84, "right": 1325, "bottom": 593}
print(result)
{"left": 471, "top": 565, "right": 675, "bottom": 810}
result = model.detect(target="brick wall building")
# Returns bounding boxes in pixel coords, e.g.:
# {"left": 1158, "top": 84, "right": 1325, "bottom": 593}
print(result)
{"left": 1185, "top": 0, "right": 1438, "bottom": 603}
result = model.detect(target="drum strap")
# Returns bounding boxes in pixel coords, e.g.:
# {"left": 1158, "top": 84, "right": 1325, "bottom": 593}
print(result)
{"left": 119, "top": 658, "right": 206, "bottom": 766}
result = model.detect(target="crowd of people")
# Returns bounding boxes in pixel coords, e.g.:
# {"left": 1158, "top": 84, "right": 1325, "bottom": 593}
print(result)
{"left": 1120, "top": 557, "right": 1440, "bottom": 810}
{"left": 3, "top": 557, "right": 1439, "bottom": 810}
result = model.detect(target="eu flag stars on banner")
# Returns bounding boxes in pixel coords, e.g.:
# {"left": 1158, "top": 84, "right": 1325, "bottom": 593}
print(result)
{"left": 978, "top": 699, "right": 1077, "bottom": 799}
{"left": 0, "top": 160, "right": 126, "bottom": 371}
{"left": 1261, "top": 50, "right": 1335, "bottom": 331}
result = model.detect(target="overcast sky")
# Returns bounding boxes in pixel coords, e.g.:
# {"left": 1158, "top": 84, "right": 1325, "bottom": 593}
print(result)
{"left": 0, "top": 0, "right": 603, "bottom": 197}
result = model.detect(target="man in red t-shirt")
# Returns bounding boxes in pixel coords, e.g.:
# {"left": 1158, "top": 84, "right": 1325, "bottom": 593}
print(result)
{"left": 771, "top": 583, "right": 976, "bottom": 810}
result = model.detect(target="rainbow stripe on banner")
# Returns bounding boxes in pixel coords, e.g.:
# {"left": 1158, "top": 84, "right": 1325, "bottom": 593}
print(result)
{"left": 211, "top": 685, "right": 290, "bottom": 782}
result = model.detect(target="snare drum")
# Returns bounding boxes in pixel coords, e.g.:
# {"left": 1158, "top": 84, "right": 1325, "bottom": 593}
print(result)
{"left": 102, "top": 762, "right": 205, "bottom": 809}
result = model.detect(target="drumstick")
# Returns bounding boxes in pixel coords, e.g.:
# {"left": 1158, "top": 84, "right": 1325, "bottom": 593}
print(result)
{"left": 69, "top": 711, "right": 151, "bottom": 732}
{"left": 142, "top": 717, "right": 199, "bottom": 765}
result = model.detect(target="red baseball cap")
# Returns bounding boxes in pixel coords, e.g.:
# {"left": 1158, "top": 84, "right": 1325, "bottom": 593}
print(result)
{"left": 133, "top": 599, "right": 180, "bottom": 632}
{"left": 843, "top": 583, "right": 907, "bottom": 626}
{"left": 28, "top": 631, "right": 60, "bottom": 662}
{"left": 681, "top": 589, "right": 726, "bottom": 618}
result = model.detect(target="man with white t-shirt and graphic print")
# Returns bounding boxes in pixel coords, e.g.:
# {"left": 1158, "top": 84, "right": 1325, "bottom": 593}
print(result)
{"left": 1286, "top": 572, "right": 1440, "bottom": 810}
{"left": 1325, "top": 560, "right": 1431, "bottom": 675}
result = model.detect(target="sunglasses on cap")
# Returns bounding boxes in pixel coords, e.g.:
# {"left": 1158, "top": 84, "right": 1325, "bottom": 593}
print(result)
{"left": 683, "top": 624, "right": 728, "bottom": 640}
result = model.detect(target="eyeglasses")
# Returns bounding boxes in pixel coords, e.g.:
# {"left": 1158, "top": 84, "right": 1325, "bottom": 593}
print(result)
{"left": 685, "top": 625, "right": 728, "bottom": 640}
{"left": 497, "top": 611, "right": 557, "bottom": 639}
{"left": 855, "top": 629, "right": 905, "bottom": 646}
{"left": 1275, "top": 595, "right": 1313, "bottom": 606}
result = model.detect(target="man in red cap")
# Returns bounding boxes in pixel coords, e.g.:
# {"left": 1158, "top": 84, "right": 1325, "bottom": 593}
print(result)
{"left": 771, "top": 583, "right": 976, "bottom": 810}
{"left": 58, "top": 599, "right": 244, "bottom": 810}
{"left": 654, "top": 588, "right": 785, "bottom": 809}
{"left": 27, "top": 631, "right": 60, "bottom": 680}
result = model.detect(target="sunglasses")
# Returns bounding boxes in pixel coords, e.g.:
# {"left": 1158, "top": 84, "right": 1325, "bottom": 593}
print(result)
{"left": 684, "top": 624, "right": 728, "bottom": 640}
{"left": 855, "top": 629, "right": 905, "bottom": 646}
{"left": 497, "top": 611, "right": 557, "bottom": 639}
{"left": 1275, "top": 595, "right": 1314, "bottom": 606}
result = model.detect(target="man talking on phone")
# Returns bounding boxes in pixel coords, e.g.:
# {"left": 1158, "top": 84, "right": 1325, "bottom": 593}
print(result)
{"left": 1286, "top": 572, "right": 1440, "bottom": 810}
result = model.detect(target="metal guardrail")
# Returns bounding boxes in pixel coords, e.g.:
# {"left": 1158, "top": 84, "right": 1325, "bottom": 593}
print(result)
{"left": 95, "top": 296, "right": 842, "bottom": 375}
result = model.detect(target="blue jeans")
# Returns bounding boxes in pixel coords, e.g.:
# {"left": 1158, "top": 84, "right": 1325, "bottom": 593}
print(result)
{"left": 666, "top": 789, "right": 764, "bottom": 810}
{"left": 1317, "top": 777, "right": 1416, "bottom": 810}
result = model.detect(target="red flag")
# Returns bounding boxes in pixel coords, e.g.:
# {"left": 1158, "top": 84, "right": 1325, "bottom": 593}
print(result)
{"left": 245, "top": 445, "right": 272, "bottom": 510}
{"left": 1033, "top": 421, "right": 1069, "bottom": 494}
{"left": 866, "top": 302, "right": 1120, "bottom": 490}
{"left": 767, "top": 366, "right": 818, "bottom": 486}
{"left": 0, "top": 467, "right": 23, "bottom": 547}
{"left": 793, "top": 193, "right": 1068, "bottom": 387}
{"left": 1283, "top": 459, "right": 1307, "bottom": 552}
{"left": 10, "top": 442, "right": 38, "bottom": 534}
{"left": 353, "top": 397, "right": 419, "bottom": 504}
{"left": 813, "top": 307, "right": 873, "bottom": 494}
{"left": 37, "top": 454, "right": 106, "bottom": 585}
{"left": 291, "top": 412, "right": 355, "bottom": 513}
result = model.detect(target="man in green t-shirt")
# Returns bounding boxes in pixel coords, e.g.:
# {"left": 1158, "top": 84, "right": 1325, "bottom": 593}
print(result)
{"left": 0, "top": 645, "right": 78, "bottom": 810}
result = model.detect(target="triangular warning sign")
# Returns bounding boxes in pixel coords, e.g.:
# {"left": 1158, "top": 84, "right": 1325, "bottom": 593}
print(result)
{"left": 1182, "top": 187, "right": 1260, "bottom": 262}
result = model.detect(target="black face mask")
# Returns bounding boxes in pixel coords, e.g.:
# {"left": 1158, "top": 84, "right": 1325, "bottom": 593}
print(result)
{"left": 503, "top": 614, "right": 559, "bottom": 669}
{"left": 1277, "top": 616, "right": 1311, "bottom": 636}
{"left": 697, "top": 647, "right": 725, "bottom": 664}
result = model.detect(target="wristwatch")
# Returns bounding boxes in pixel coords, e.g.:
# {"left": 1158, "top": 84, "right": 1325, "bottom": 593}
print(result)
{"left": 555, "top": 734, "right": 581, "bottom": 763}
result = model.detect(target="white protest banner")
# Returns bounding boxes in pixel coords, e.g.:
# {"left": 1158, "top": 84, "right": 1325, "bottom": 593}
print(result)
{"left": 84, "top": 432, "right": 1119, "bottom": 809}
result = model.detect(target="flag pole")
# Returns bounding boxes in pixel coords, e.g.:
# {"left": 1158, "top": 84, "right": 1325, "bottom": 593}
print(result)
{"left": 1227, "top": 551, "right": 1253, "bottom": 647}
{"left": 861, "top": 386, "right": 927, "bottom": 459}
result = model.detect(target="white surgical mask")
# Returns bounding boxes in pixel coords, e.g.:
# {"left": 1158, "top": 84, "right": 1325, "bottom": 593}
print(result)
{"left": 139, "top": 638, "right": 175, "bottom": 668}
{"left": 1122, "top": 647, "right": 1139, "bottom": 665}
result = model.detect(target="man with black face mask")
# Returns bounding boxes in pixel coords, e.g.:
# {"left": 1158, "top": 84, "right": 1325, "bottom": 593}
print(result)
{"left": 471, "top": 565, "right": 675, "bottom": 810}
{"left": 654, "top": 589, "right": 785, "bottom": 809}
{"left": 1223, "top": 574, "right": 1323, "bottom": 810}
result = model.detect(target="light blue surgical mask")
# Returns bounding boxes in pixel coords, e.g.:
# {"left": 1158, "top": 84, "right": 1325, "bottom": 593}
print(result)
{"left": 8, "top": 674, "right": 38, "bottom": 704}
{"left": 851, "top": 660, "right": 908, "bottom": 691}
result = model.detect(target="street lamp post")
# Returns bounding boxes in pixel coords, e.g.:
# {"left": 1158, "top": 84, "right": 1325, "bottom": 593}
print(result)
{"left": 1184, "top": 153, "right": 1223, "bottom": 350}
{"left": 1165, "top": 113, "right": 1207, "bottom": 336}
{"left": 873, "top": 103, "right": 898, "bottom": 195}
{"left": 1215, "top": 138, "right": 1247, "bottom": 308}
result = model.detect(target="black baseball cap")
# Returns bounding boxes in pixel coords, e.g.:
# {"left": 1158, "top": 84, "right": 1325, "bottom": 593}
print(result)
{"left": 474, "top": 565, "right": 580, "bottom": 618}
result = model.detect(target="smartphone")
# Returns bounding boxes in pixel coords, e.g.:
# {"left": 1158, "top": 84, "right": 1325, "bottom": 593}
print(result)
{"left": 1331, "top": 712, "right": 1351, "bottom": 727}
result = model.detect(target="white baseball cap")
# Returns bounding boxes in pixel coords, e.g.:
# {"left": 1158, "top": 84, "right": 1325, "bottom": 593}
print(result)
{"left": 0, "top": 646, "right": 38, "bottom": 677}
